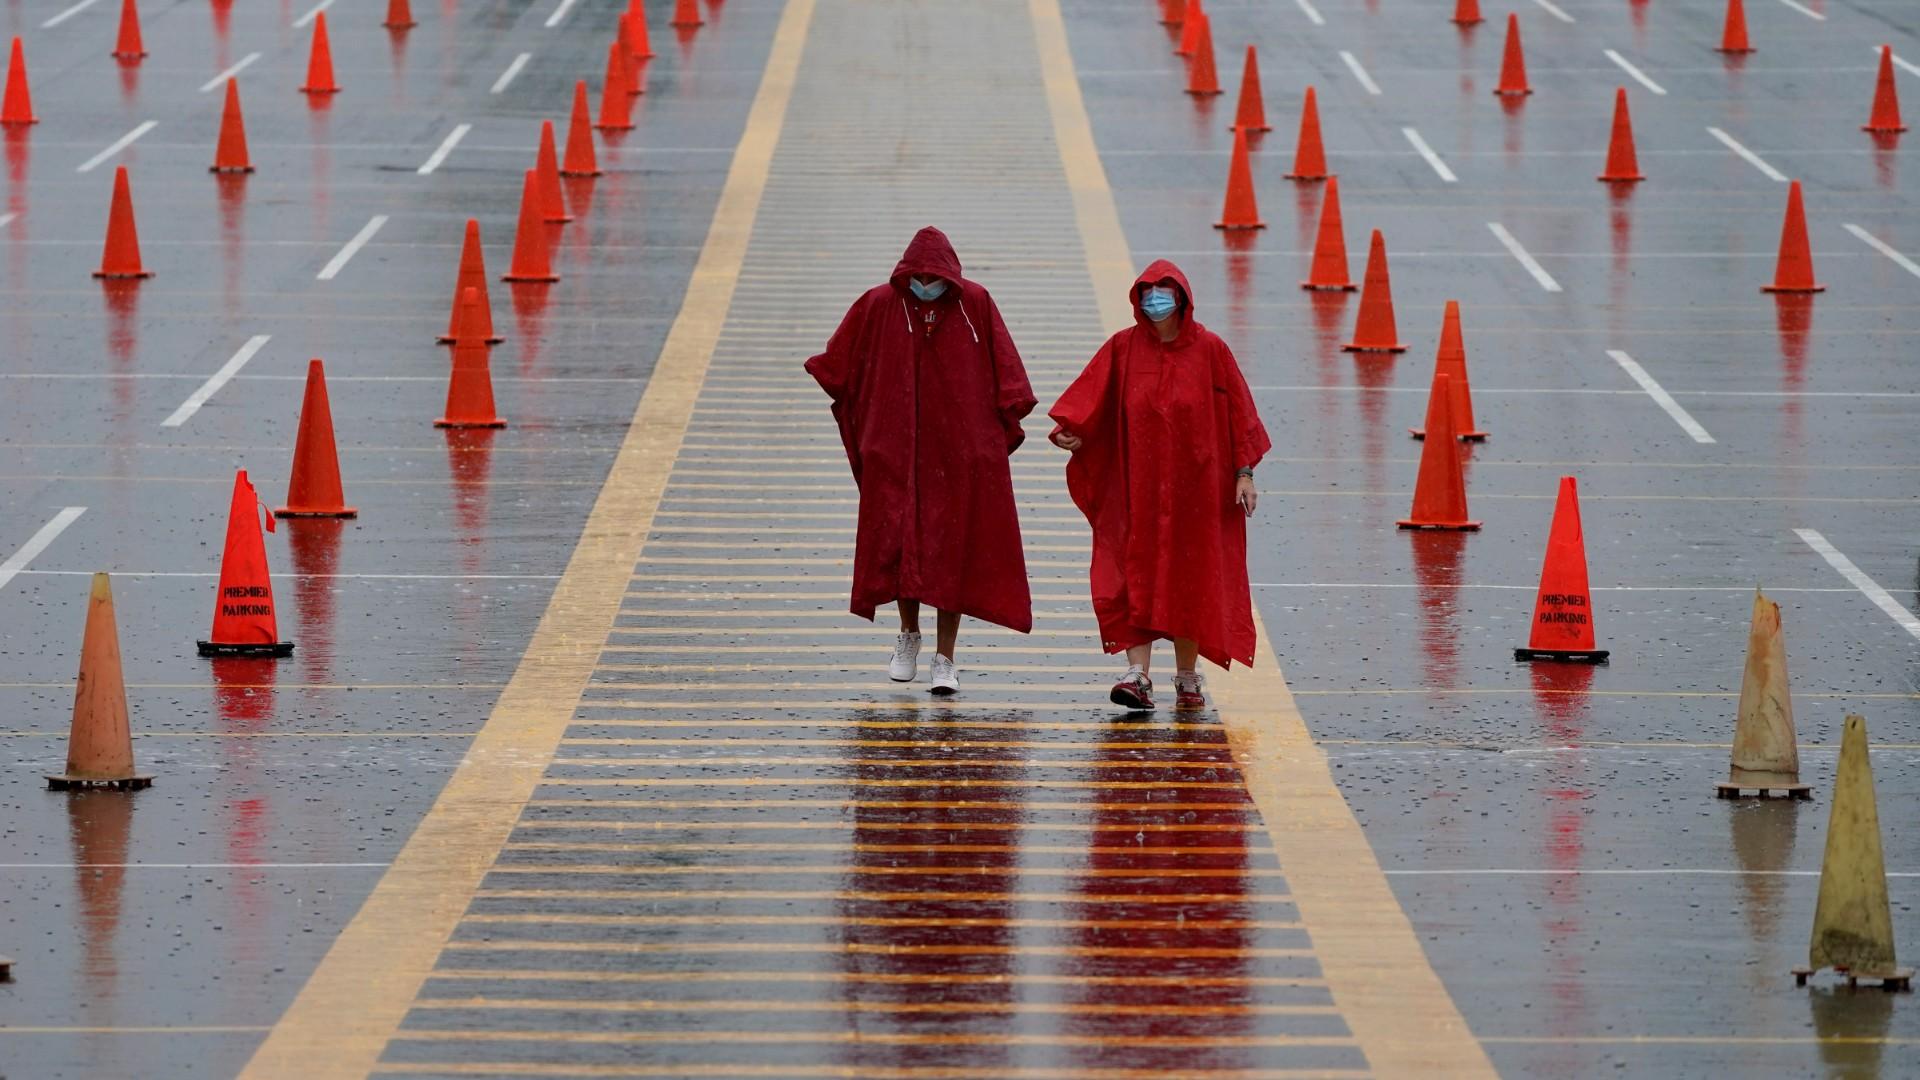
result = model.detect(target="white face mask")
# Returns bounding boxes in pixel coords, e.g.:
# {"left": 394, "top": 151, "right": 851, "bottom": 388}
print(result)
{"left": 910, "top": 278, "right": 947, "bottom": 302}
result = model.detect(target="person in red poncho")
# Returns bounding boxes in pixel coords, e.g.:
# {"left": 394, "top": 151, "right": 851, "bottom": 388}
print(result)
{"left": 1048, "top": 260, "right": 1271, "bottom": 712}
{"left": 805, "top": 227, "right": 1037, "bottom": 695}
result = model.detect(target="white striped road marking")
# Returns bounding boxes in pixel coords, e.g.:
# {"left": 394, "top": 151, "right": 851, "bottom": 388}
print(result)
{"left": 1338, "top": 51, "right": 1381, "bottom": 95}
{"left": 1531, "top": 0, "right": 1575, "bottom": 23}
{"left": 1603, "top": 49, "right": 1665, "bottom": 95}
{"left": 317, "top": 215, "right": 389, "bottom": 280}
{"left": 1886, "top": 49, "right": 1920, "bottom": 79}
{"left": 1706, "top": 127, "right": 1786, "bottom": 182}
{"left": 1795, "top": 529, "right": 1920, "bottom": 642}
{"left": 1487, "top": 222, "right": 1562, "bottom": 292}
{"left": 76, "top": 120, "right": 156, "bottom": 174}
{"left": 544, "top": 0, "right": 582, "bottom": 28}
{"left": 492, "top": 53, "right": 533, "bottom": 94}
{"left": 1606, "top": 350, "right": 1714, "bottom": 444}
{"left": 1771, "top": 0, "right": 1824, "bottom": 19}
{"left": 294, "top": 0, "right": 337, "bottom": 29}
{"left": 42, "top": 0, "right": 102, "bottom": 27}
{"left": 199, "top": 52, "right": 262, "bottom": 94}
{"left": 0, "top": 508, "right": 85, "bottom": 593}
{"left": 1843, "top": 224, "right": 1920, "bottom": 279}
{"left": 1401, "top": 127, "right": 1456, "bottom": 182}
{"left": 1294, "top": 0, "right": 1325, "bottom": 26}
{"left": 417, "top": 124, "right": 471, "bottom": 175}
{"left": 161, "top": 335, "right": 272, "bottom": 428}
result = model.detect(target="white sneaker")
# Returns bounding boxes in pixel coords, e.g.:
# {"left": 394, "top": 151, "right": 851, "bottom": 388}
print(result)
{"left": 929, "top": 653, "right": 959, "bottom": 696}
{"left": 888, "top": 632, "right": 922, "bottom": 682}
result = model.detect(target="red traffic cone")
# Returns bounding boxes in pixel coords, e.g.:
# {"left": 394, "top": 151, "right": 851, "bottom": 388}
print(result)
{"left": 1494, "top": 13, "right": 1531, "bottom": 96}
{"left": 275, "top": 359, "right": 357, "bottom": 518}
{"left": 438, "top": 287, "right": 507, "bottom": 429}
{"left": 210, "top": 78, "right": 253, "bottom": 174}
{"left": 47, "top": 573, "right": 154, "bottom": 791}
{"left": 1300, "top": 176, "right": 1356, "bottom": 291}
{"left": 595, "top": 42, "right": 636, "bottom": 131}
{"left": 1177, "top": 0, "right": 1205, "bottom": 56}
{"left": 1186, "top": 14, "right": 1221, "bottom": 96}
{"left": 616, "top": 15, "right": 645, "bottom": 95}
{"left": 501, "top": 169, "right": 558, "bottom": 283}
{"left": 1597, "top": 87, "right": 1643, "bottom": 182}
{"left": 1284, "top": 86, "right": 1330, "bottom": 180}
{"left": 1762, "top": 180, "right": 1823, "bottom": 294}
{"left": 1397, "top": 374, "right": 1481, "bottom": 530}
{"left": 439, "top": 219, "right": 503, "bottom": 344}
{"left": 627, "top": 0, "right": 655, "bottom": 61}
{"left": 111, "top": 0, "right": 146, "bottom": 60}
{"left": 93, "top": 166, "right": 152, "bottom": 280}
{"left": 302, "top": 13, "right": 339, "bottom": 94}
{"left": 1453, "top": 0, "right": 1484, "bottom": 26}
{"left": 1215, "top": 127, "right": 1263, "bottom": 229}
{"left": 671, "top": 0, "right": 702, "bottom": 28}
{"left": 534, "top": 120, "right": 572, "bottom": 223}
{"left": 1514, "top": 476, "right": 1608, "bottom": 662}
{"left": 384, "top": 0, "right": 416, "bottom": 29}
{"left": 1161, "top": 0, "right": 1184, "bottom": 26}
{"left": 198, "top": 469, "right": 294, "bottom": 657}
{"left": 2, "top": 38, "right": 36, "bottom": 126}
{"left": 1342, "top": 230, "right": 1406, "bottom": 353}
{"left": 1410, "top": 301, "right": 1487, "bottom": 440}
{"left": 561, "top": 82, "right": 602, "bottom": 177}
{"left": 1865, "top": 46, "right": 1906, "bottom": 133}
{"left": 1231, "top": 46, "right": 1269, "bottom": 133}
{"left": 1716, "top": 0, "right": 1753, "bottom": 54}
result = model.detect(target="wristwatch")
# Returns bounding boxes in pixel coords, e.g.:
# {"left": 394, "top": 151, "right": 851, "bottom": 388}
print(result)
{"left": 1235, "top": 467, "right": 1254, "bottom": 478}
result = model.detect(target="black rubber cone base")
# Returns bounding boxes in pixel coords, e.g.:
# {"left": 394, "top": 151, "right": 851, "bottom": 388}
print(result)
{"left": 1514, "top": 647, "right": 1609, "bottom": 664}
{"left": 46, "top": 773, "right": 153, "bottom": 791}
{"left": 197, "top": 640, "right": 295, "bottom": 658}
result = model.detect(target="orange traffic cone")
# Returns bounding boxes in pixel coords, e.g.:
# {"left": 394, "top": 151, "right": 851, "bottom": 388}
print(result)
{"left": 1597, "top": 87, "right": 1643, "bottom": 182}
{"left": 671, "top": 0, "right": 702, "bottom": 28}
{"left": 275, "top": 359, "right": 357, "bottom": 519}
{"left": 627, "top": 0, "right": 655, "bottom": 61}
{"left": 534, "top": 120, "right": 572, "bottom": 223}
{"left": 384, "top": 0, "right": 416, "bottom": 29}
{"left": 1397, "top": 374, "right": 1480, "bottom": 531}
{"left": 1342, "top": 230, "right": 1406, "bottom": 353}
{"left": 210, "top": 78, "right": 253, "bottom": 174}
{"left": 1284, "top": 87, "right": 1329, "bottom": 180}
{"left": 438, "top": 287, "right": 507, "bottom": 429}
{"left": 1214, "top": 127, "right": 1262, "bottom": 229}
{"left": 46, "top": 574, "right": 153, "bottom": 791}
{"left": 1161, "top": 0, "right": 1184, "bottom": 26}
{"left": 1301, "top": 177, "right": 1355, "bottom": 290}
{"left": 198, "top": 468, "right": 294, "bottom": 657}
{"left": 561, "top": 82, "right": 602, "bottom": 177}
{"left": 1177, "top": 0, "right": 1204, "bottom": 55}
{"left": 1865, "top": 46, "right": 1906, "bottom": 133}
{"left": 93, "top": 166, "right": 152, "bottom": 280}
{"left": 595, "top": 42, "right": 635, "bottom": 131}
{"left": 617, "top": 15, "right": 646, "bottom": 95}
{"left": 1761, "top": 180, "right": 1823, "bottom": 294}
{"left": 1186, "top": 14, "right": 1221, "bottom": 95}
{"left": 1410, "top": 301, "right": 1488, "bottom": 440}
{"left": 2, "top": 38, "right": 36, "bottom": 126}
{"left": 1514, "top": 476, "right": 1608, "bottom": 662}
{"left": 302, "top": 14, "right": 339, "bottom": 94}
{"left": 439, "top": 219, "right": 503, "bottom": 344}
{"left": 1453, "top": 0, "right": 1483, "bottom": 25}
{"left": 1494, "top": 13, "right": 1531, "bottom": 96}
{"left": 111, "top": 0, "right": 146, "bottom": 60}
{"left": 1716, "top": 0, "right": 1753, "bottom": 54}
{"left": 1231, "top": 46, "right": 1269, "bottom": 133}
{"left": 502, "top": 170, "right": 558, "bottom": 283}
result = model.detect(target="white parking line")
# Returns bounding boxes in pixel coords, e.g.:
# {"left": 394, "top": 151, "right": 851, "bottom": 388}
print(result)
{"left": 544, "top": 0, "right": 582, "bottom": 28}
{"left": 1401, "top": 127, "right": 1456, "bottom": 182}
{"left": 0, "top": 508, "right": 86, "bottom": 593}
{"left": 293, "top": 0, "right": 336, "bottom": 28}
{"left": 1771, "top": 0, "right": 1824, "bottom": 20}
{"left": 317, "top": 215, "right": 389, "bottom": 280}
{"left": 42, "top": 0, "right": 102, "bottom": 28}
{"left": 1338, "top": 51, "right": 1381, "bottom": 95}
{"left": 492, "top": 53, "right": 533, "bottom": 94}
{"left": 199, "top": 52, "right": 261, "bottom": 93}
{"left": 1294, "top": 0, "right": 1326, "bottom": 26}
{"left": 161, "top": 335, "right": 272, "bottom": 428}
{"left": 1886, "top": 48, "right": 1920, "bottom": 79}
{"left": 1607, "top": 350, "right": 1715, "bottom": 444}
{"left": 1531, "top": 0, "right": 1575, "bottom": 23}
{"left": 1843, "top": 224, "right": 1920, "bottom": 280}
{"left": 417, "top": 124, "right": 472, "bottom": 175}
{"left": 1603, "top": 49, "right": 1665, "bottom": 95}
{"left": 75, "top": 120, "right": 157, "bottom": 174}
{"left": 1706, "top": 127, "right": 1787, "bottom": 182}
{"left": 1795, "top": 529, "right": 1920, "bottom": 643}
{"left": 0, "top": 213, "right": 17, "bottom": 228}
{"left": 1487, "top": 223, "right": 1562, "bottom": 292}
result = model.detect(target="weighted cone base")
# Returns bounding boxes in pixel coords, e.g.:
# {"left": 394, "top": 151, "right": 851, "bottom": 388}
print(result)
{"left": 0, "top": 955, "right": 11, "bottom": 981}
{"left": 210, "top": 165, "right": 255, "bottom": 175}
{"left": 1283, "top": 173, "right": 1329, "bottom": 182}
{"left": 435, "top": 418, "right": 508, "bottom": 429}
{"left": 1793, "top": 965, "right": 1912, "bottom": 991}
{"left": 1213, "top": 222, "right": 1265, "bottom": 231}
{"left": 437, "top": 335, "right": 506, "bottom": 344}
{"left": 1301, "top": 281, "right": 1357, "bottom": 292}
{"left": 1493, "top": 88, "right": 1533, "bottom": 97}
{"left": 1514, "top": 647, "right": 1610, "bottom": 664}
{"left": 46, "top": 772, "right": 153, "bottom": 791}
{"left": 1343, "top": 343, "right": 1408, "bottom": 353}
{"left": 274, "top": 506, "right": 358, "bottom": 519}
{"left": 1716, "top": 781, "right": 1812, "bottom": 800}
{"left": 501, "top": 274, "right": 558, "bottom": 283}
{"left": 1397, "top": 519, "right": 1481, "bottom": 531}
{"left": 197, "top": 640, "right": 295, "bottom": 658}
{"left": 92, "top": 270, "right": 154, "bottom": 280}
{"left": 1761, "top": 284, "right": 1825, "bottom": 294}
{"left": 1410, "top": 428, "right": 1490, "bottom": 441}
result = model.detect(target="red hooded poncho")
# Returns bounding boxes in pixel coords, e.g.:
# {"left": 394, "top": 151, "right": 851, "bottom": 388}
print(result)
{"left": 805, "top": 227, "right": 1037, "bottom": 633}
{"left": 1048, "top": 261, "right": 1272, "bottom": 668}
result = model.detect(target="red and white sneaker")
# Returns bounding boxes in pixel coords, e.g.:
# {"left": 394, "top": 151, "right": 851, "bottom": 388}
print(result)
{"left": 1109, "top": 666, "right": 1154, "bottom": 711}
{"left": 1174, "top": 671, "right": 1206, "bottom": 711}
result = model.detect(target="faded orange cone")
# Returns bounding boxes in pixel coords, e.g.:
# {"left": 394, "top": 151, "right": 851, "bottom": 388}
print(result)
{"left": 210, "top": 78, "right": 253, "bottom": 174}
{"left": 1762, "top": 180, "right": 1823, "bottom": 294}
{"left": 301, "top": 13, "right": 339, "bottom": 94}
{"left": 93, "top": 166, "right": 152, "bottom": 280}
{"left": 1597, "top": 87, "right": 1643, "bottom": 182}
{"left": 595, "top": 42, "right": 635, "bottom": 131}
{"left": 2, "top": 37, "right": 36, "bottom": 126}
{"left": 440, "top": 219, "right": 503, "bottom": 344}
{"left": 47, "top": 574, "right": 153, "bottom": 791}
{"left": 1231, "top": 46, "right": 1269, "bottom": 133}
{"left": 501, "top": 169, "right": 558, "bottom": 283}
{"left": 1342, "top": 230, "right": 1406, "bottom": 353}
{"left": 1410, "top": 301, "right": 1487, "bottom": 440}
{"left": 1716, "top": 588, "right": 1811, "bottom": 799}
{"left": 1397, "top": 375, "right": 1480, "bottom": 530}
{"left": 275, "top": 359, "right": 357, "bottom": 518}
{"left": 1865, "top": 45, "right": 1906, "bottom": 133}
{"left": 1214, "top": 127, "right": 1262, "bottom": 229}
{"left": 384, "top": 0, "right": 416, "bottom": 29}
{"left": 1284, "top": 87, "right": 1329, "bottom": 180}
{"left": 438, "top": 286, "right": 507, "bottom": 428}
{"left": 1300, "top": 176, "right": 1356, "bottom": 291}
{"left": 1494, "top": 13, "right": 1531, "bottom": 96}
{"left": 1717, "top": 0, "right": 1753, "bottom": 54}
{"left": 198, "top": 469, "right": 295, "bottom": 657}
{"left": 111, "top": 0, "right": 146, "bottom": 60}
{"left": 1514, "top": 476, "right": 1608, "bottom": 663}
{"left": 561, "top": 81, "right": 601, "bottom": 177}
{"left": 534, "top": 120, "right": 572, "bottom": 223}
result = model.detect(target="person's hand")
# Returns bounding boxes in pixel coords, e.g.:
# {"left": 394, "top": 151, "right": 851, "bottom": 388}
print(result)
{"left": 1235, "top": 474, "right": 1257, "bottom": 517}
{"left": 1051, "top": 430, "right": 1083, "bottom": 452}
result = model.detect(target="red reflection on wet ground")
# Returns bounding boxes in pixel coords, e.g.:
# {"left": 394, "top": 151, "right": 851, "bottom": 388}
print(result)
{"left": 676, "top": 24, "right": 699, "bottom": 54}
{"left": 1629, "top": 0, "right": 1647, "bottom": 38}
{"left": 66, "top": 791, "right": 134, "bottom": 1002}
{"left": 1222, "top": 229, "right": 1256, "bottom": 346}
{"left": 1528, "top": 661, "right": 1592, "bottom": 1054}
{"left": 445, "top": 426, "right": 496, "bottom": 575}
{"left": 1408, "top": 530, "right": 1467, "bottom": 689}
{"left": 510, "top": 280, "right": 551, "bottom": 376}
{"left": 309, "top": 109, "right": 333, "bottom": 235}
{"left": 217, "top": 174, "right": 247, "bottom": 315}
{"left": 1351, "top": 352, "right": 1394, "bottom": 498}
{"left": 286, "top": 518, "right": 344, "bottom": 683}
{"left": 100, "top": 281, "right": 139, "bottom": 422}
{"left": 210, "top": 0, "right": 233, "bottom": 49}
{"left": 1499, "top": 95, "right": 1524, "bottom": 157}
{"left": 1773, "top": 292, "right": 1811, "bottom": 472}
{"left": 1607, "top": 185, "right": 1632, "bottom": 273}
{"left": 1291, "top": 184, "right": 1318, "bottom": 260}
{"left": 116, "top": 59, "right": 139, "bottom": 104}
{"left": 210, "top": 655, "right": 278, "bottom": 731}
{"left": 388, "top": 22, "right": 412, "bottom": 87}
{"left": 1870, "top": 132, "right": 1899, "bottom": 189}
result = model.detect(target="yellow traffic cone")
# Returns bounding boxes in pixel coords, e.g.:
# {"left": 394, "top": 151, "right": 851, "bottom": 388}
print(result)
{"left": 1794, "top": 715, "right": 1911, "bottom": 990}
{"left": 1717, "top": 589, "right": 1810, "bottom": 799}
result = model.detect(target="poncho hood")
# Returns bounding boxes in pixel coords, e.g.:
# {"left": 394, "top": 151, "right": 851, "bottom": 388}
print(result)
{"left": 1131, "top": 259, "right": 1198, "bottom": 343}
{"left": 891, "top": 226, "right": 965, "bottom": 293}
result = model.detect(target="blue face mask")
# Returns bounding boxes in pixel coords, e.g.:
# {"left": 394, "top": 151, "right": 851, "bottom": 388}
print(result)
{"left": 1140, "top": 286, "right": 1178, "bottom": 322}
{"left": 909, "top": 278, "right": 947, "bottom": 302}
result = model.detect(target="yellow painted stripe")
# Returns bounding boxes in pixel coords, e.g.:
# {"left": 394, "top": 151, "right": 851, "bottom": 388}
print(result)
{"left": 411, "top": 996, "right": 1336, "bottom": 1017}
{"left": 424, "top": 968, "right": 1324, "bottom": 989}
{"left": 545, "top": 755, "right": 1235, "bottom": 769}
{"left": 511, "top": 818, "right": 1260, "bottom": 831}
{"left": 499, "top": 841, "right": 1264, "bottom": 856}
{"left": 370, "top": 1063, "right": 1368, "bottom": 1079}
{"left": 566, "top": 718, "right": 1225, "bottom": 731}
{"left": 540, "top": 777, "right": 1246, "bottom": 790}
{"left": 473, "top": 889, "right": 1291, "bottom": 903}
{"left": 485, "top": 864, "right": 1285, "bottom": 879}
{"left": 524, "top": 797, "right": 1248, "bottom": 811}
{"left": 388, "top": 1029, "right": 1353, "bottom": 1049}
{"left": 459, "top": 913, "right": 1300, "bottom": 931}
{"left": 235, "top": 2, "right": 820, "bottom": 1075}
{"left": 438, "top": 941, "right": 1313, "bottom": 960}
